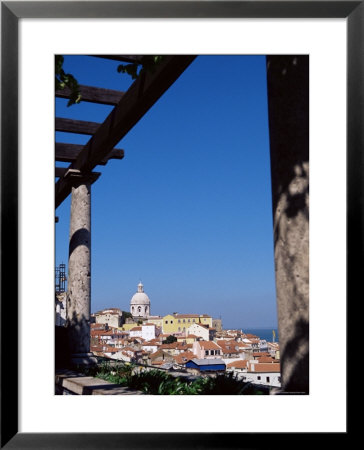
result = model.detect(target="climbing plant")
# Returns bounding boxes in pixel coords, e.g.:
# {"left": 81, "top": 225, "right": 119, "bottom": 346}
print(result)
{"left": 55, "top": 55, "right": 165, "bottom": 107}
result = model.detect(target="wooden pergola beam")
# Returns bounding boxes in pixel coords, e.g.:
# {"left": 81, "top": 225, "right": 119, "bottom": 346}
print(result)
{"left": 56, "top": 143, "right": 124, "bottom": 164}
{"left": 90, "top": 55, "right": 143, "bottom": 64}
{"left": 55, "top": 117, "right": 101, "bottom": 135}
{"left": 55, "top": 167, "right": 67, "bottom": 178}
{"left": 56, "top": 84, "right": 124, "bottom": 106}
{"left": 55, "top": 55, "right": 196, "bottom": 208}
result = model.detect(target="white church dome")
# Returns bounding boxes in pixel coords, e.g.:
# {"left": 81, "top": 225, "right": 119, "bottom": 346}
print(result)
{"left": 130, "top": 282, "right": 150, "bottom": 306}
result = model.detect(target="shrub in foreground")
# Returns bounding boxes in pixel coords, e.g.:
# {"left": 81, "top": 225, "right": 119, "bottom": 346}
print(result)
{"left": 78, "top": 361, "right": 268, "bottom": 395}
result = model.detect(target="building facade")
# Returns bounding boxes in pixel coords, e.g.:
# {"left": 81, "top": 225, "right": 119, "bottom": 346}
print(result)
{"left": 94, "top": 308, "right": 123, "bottom": 328}
{"left": 162, "top": 313, "right": 213, "bottom": 334}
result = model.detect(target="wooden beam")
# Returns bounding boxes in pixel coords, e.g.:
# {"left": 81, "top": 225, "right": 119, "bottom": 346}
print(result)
{"left": 90, "top": 55, "right": 143, "bottom": 64}
{"left": 55, "top": 55, "right": 196, "bottom": 208}
{"left": 56, "top": 84, "right": 124, "bottom": 106}
{"left": 56, "top": 143, "right": 124, "bottom": 164}
{"left": 55, "top": 117, "right": 101, "bottom": 135}
{"left": 55, "top": 167, "right": 67, "bottom": 178}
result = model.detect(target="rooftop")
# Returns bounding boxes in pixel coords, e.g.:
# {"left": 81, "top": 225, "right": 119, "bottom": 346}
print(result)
{"left": 188, "top": 359, "right": 226, "bottom": 366}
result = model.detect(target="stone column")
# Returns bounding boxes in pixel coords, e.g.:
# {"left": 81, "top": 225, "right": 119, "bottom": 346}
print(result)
{"left": 266, "top": 56, "right": 309, "bottom": 393}
{"left": 66, "top": 172, "right": 99, "bottom": 366}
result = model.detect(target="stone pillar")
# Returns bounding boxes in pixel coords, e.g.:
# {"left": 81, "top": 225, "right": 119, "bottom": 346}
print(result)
{"left": 266, "top": 56, "right": 309, "bottom": 393}
{"left": 66, "top": 172, "right": 99, "bottom": 366}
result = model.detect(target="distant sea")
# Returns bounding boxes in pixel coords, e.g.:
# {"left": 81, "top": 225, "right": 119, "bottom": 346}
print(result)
{"left": 242, "top": 328, "right": 279, "bottom": 343}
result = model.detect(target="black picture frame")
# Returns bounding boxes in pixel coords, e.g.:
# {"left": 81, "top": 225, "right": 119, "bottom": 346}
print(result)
{"left": 1, "top": 1, "right": 355, "bottom": 448}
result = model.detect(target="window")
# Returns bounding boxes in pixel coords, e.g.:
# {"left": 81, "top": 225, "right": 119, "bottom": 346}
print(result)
{"left": 257, "top": 376, "right": 261, "bottom": 380}
{"left": 178, "top": 319, "right": 181, "bottom": 323}
{"left": 205, "top": 350, "right": 208, "bottom": 355}
{"left": 266, "top": 377, "right": 270, "bottom": 383}
{"left": 188, "top": 319, "right": 190, "bottom": 323}
{"left": 183, "top": 319, "right": 185, "bottom": 323}
{"left": 178, "top": 327, "right": 181, "bottom": 332}
{"left": 165, "top": 321, "right": 168, "bottom": 324}
{"left": 192, "top": 319, "right": 195, "bottom": 322}
{"left": 171, "top": 321, "right": 173, "bottom": 324}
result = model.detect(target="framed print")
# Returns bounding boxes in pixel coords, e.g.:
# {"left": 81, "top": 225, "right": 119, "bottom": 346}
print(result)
{"left": 1, "top": 1, "right": 356, "bottom": 447}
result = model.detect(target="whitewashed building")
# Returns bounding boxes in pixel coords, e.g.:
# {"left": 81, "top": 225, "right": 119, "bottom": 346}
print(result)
{"left": 244, "top": 361, "right": 281, "bottom": 388}
{"left": 94, "top": 308, "right": 123, "bottom": 328}
{"left": 129, "top": 326, "right": 143, "bottom": 338}
{"left": 141, "top": 324, "right": 157, "bottom": 341}
{"left": 187, "top": 323, "right": 215, "bottom": 341}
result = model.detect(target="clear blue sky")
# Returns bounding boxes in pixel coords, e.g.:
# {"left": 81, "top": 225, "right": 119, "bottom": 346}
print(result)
{"left": 55, "top": 55, "right": 277, "bottom": 329}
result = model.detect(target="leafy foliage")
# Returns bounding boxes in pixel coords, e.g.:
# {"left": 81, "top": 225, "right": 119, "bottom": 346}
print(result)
{"left": 78, "top": 361, "right": 268, "bottom": 395}
{"left": 55, "top": 55, "right": 165, "bottom": 107}
{"left": 55, "top": 55, "right": 81, "bottom": 107}
{"left": 117, "top": 56, "right": 165, "bottom": 80}
{"left": 122, "top": 311, "right": 133, "bottom": 320}
{"left": 162, "top": 335, "right": 177, "bottom": 344}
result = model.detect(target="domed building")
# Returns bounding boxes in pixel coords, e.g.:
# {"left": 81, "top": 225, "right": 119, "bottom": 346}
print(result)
{"left": 130, "top": 282, "right": 151, "bottom": 319}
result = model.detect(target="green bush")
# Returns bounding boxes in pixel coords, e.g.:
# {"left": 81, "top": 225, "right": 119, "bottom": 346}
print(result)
{"left": 78, "top": 362, "right": 268, "bottom": 395}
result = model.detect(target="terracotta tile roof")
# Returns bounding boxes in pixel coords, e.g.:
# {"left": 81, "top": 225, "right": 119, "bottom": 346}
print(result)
{"left": 130, "top": 326, "right": 142, "bottom": 331}
{"left": 252, "top": 352, "right": 271, "bottom": 358}
{"left": 257, "top": 356, "right": 274, "bottom": 363}
{"left": 122, "top": 346, "right": 137, "bottom": 353}
{"left": 198, "top": 341, "right": 221, "bottom": 350}
{"left": 150, "top": 349, "right": 165, "bottom": 358}
{"left": 176, "top": 343, "right": 189, "bottom": 350}
{"left": 217, "top": 339, "right": 236, "bottom": 346}
{"left": 227, "top": 360, "right": 248, "bottom": 369}
{"left": 147, "top": 339, "right": 160, "bottom": 345}
{"left": 160, "top": 343, "right": 178, "bottom": 349}
{"left": 236, "top": 342, "right": 250, "bottom": 348}
{"left": 244, "top": 333, "right": 259, "bottom": 339}
{"left": 217, "top": 340, "right": 239, "bottom": 353}
{"left": 173, "top": 314, "right": 200, "bottom": 318}
{"left": 174, "top": 351, "right": 196, "bottom": 365}
{"left": 249, "top": 363, "right": 281, "bottom": 373}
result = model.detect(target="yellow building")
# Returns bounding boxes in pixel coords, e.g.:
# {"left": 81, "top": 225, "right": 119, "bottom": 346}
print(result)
{"left": 121, "top": 322, "right": 138, "bottom": 331}
{"left": 162, "top": 313, "right": 212, "bottom": 335}
{"left": 146, "top": 316, "right": 163, "bottom": 328}
{"left": 177, "top": 335, "right": 199, "bottom": 345}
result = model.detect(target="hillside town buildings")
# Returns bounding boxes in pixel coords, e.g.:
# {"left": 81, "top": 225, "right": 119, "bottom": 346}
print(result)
{"left": 57, "top": 281, "right": 281, "bottom": 389}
